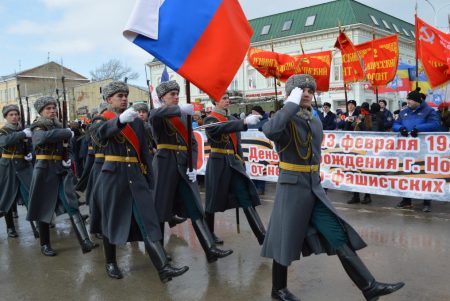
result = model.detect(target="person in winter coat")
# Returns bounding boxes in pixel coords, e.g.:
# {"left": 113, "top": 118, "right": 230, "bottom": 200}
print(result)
{"left": 261, "top": 74, "right": 404, "bottom": 301}
{"left": 393, "top": 87, "right": 441, "bottom": 212}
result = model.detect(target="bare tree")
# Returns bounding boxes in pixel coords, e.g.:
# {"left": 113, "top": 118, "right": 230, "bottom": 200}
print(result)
{"left": 90, "top": 59, "right": 139, "bottom": 81}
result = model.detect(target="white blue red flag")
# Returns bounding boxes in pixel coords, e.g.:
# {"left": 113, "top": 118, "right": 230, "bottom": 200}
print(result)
{"left": 124, "top": 0, "right": 253, "bottom": 101}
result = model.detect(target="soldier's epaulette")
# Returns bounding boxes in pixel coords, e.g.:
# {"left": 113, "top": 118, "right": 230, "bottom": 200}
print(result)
{"left": 92, "top": 115, "right": 107, "bottom": 123}
{"left": 30, "top": 121, "right": 49, "bottom": 131}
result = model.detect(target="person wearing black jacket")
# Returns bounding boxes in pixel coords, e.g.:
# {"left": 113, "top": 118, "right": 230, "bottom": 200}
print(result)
{"left": 320, "top": 102, "right": 337, "bottom": 130}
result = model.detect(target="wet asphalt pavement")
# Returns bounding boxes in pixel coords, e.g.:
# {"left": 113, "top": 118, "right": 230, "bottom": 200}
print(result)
{"left": 1, "top": 184, "right": 449, "bottom": 301}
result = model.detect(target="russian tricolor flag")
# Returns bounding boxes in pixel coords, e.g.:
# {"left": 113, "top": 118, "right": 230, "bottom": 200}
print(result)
{"left": 124, "top": 0, "right": 253, "bottom": 101}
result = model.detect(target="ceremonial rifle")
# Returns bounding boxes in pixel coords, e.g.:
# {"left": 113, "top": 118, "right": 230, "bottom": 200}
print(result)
{"left": 61, "top": 76, "right": 70, "bottom": 161}
{"left": 55, "top": 88, "right": 63, "bottom": 123}
{"left": 25, "top": 97, "right": 31, "bottom": 126}
{"left": 145, "top": 66, "right": 154, "bottom": 110}
{"left": 16, "top": 84, "right": 39, "bottom": 239}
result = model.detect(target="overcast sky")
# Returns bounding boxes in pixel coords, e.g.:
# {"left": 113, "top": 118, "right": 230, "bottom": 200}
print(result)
{"left": 0, "top": 0, "right": 448, "bottom": 87}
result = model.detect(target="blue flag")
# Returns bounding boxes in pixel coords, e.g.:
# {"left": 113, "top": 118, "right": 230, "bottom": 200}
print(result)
{"left": 161, "top": 66, "right": 169, "bottom": 83}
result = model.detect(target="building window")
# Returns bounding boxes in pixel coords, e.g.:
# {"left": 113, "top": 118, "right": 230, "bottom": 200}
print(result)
{"left": 247, "top": 69, "right": 257, "bottom": 89}
{"left": 282, "top": 20, "right": 293, "bottom": 31}
{"left": 402, "top": 28, "right": 410, "bottom": 36}
{"left": 370, "top": 15, "right": 379, "bottom": 25}
{"left": 392, "top": 23, "right": 400, "bottom": 32}
{"left": 261, "top": 25, "right": 271, "bottom": 35}
{"left": 333, "top": 57, "right": 343, "bottom": 82}
{"left": 382, "top": 20, "right": 391, "bottom": 29}
{"left": 229, "top": 77, "right": 239, "bottom": 90}
{"left": 266, "top": 77, "right": 275, "bottom": 88}
{"left": 305, "top": 15, "right": 316, "bottom": 27}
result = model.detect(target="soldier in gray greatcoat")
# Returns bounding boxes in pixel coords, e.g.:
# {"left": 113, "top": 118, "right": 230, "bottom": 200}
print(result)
{"left": 134, "top": 101, "right": 186, "bottom": 230}
{"left": 94, "top": 81, "right": 188, "bottom": 282}
{"left": 0, "top": 105, "right": 33, "bottom": 238}
{"left": 85, "top": 102, "right": 108, "bottom": 239}
{"left": 150, "top": 80, "right": 232, "bottom": 263}
{"left": 203, "top": 92, "right": 266, "bottom": 245}
{"left": 26, "top": 97, "right": 97, "bottom": 257}
{"left": 261, "top": 74, "right": 404, "bottom": 301}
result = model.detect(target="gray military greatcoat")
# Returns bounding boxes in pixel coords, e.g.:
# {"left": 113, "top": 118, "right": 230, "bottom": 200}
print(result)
{"left": 149, "top": 105, "right": 204, "bottom": 222}
{"left": 0, "top": 126, "right": 33, "bottom": 212}
{"left": 27, "top": 119, "right": 79, "bottom": 223}
{"left": 261, "top": 102, "right": 367, "bottom": 266}
{"left": 94, "top": 114, "right": 161, "bottom": 245}
{"left": 204, "top": 113, "right": 260, "bottom": 212}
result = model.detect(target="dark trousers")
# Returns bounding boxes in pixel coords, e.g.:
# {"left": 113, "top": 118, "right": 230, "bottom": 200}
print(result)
{"left": 176, "top": 181, "right": 202, "bottom": 221}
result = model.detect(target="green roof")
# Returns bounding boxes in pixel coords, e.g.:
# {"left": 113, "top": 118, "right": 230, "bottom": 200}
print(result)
{"left": 249, "top": 0, "right": 415, "bottom": 43}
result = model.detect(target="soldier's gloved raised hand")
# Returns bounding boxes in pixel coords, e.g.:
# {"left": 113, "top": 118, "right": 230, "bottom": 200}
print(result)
{"left": 284, "top": 87, "right": 303, "bottom": 106}
{"left": 24, "top": 153, "right": 33, "bottom": 162}
{"left": 244, "top": 114, "right": 262, "bottom": 125}
{"left": 179, "top": 104, "right": 194, "bottom": 116}
{"left": 22, "top": 128, "right": 32, "bottom": 138}
{"left": 399, "top": 127, "right": 408, "bottom": 137}
{"left": 119, "top": 107, "right": 138, "bottom": 124}
{"left": 186, "top": 168, "right": 197, "bottom": 182}
{"left": 410, "top": 128, "right": 419, "bottom": 138}
{"left": 62, "top": 159, "right": 71, "bottom": 168}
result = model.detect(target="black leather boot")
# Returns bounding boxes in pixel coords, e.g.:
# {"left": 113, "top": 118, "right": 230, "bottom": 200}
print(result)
{"left": 144, "top": 237, "right": 189, "bottom": 283}
{"left": 103, "top": 237, "right": 123, "bottom": 279}
{"left": 337, "top": 244, "right": 404, "bottom": 301}
{"left": 205, "top": 212, "right": 223, "bottom": 245}
{"left": 5, "top": 210, "right": 18, "bottom": 238}
{"left": 361, "top": 194, "right": 372, "bottom": 204}
{"left": 159, "top": 223, "right": 172, "bottom": 262}
{"left": 168, "top": 215, "right": 187, "bottom": 228}
{"left": 243, "top": 207, "right": 266, "bottom": 245}
{"left": 39, "top": 222, "right": 56, "bottom": 256}
{"left": 347, "top": 192, "right": 361, "bottom": 204}
{"left": 271, "top": 260, "right": 300, "bottom": 301}
{"left": 70, "top": 213, "right": 98, "bottom": 253}
{"left": 192, "top": 218, "right": 232, "bottom": 263}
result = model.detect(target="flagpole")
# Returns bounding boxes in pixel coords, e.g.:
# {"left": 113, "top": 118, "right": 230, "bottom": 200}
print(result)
{"left": 300, "top": 39, "right": 319, "bottom": 109}
{"left": 415, "top": 5, "right": 419, "bottom": 89}
{"left": 185, "top": 80, "right": 193, "bottom": 171}
{"left": 270, "top": 41, "right": 279, "bottom": 111}
{"left": 372, "top": 28, "right": 379, "bottom": 103}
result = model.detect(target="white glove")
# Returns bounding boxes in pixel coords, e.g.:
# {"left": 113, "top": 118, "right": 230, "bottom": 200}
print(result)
{"left": 179, "top": 104, "right": 194, "bottom": 116}
{"left": 62, "top": 159, "right": 71, "bottom": 168}
{"left": 24, "top": 153, "right": 33, "bottom": 162}
{"left": 119, "top": 107, "right": 138, "bottom": 123}
{"left": 244, "top": 114, "right": 262, "bottom": 125}
{"left": 285, "top": 87, "right": 303, "bottom": 106}
{"left": 186, "top": 168, "right": 197, "bottom": 182}
{"left": 22, "top": 128, "right": 32, "bottom": 138}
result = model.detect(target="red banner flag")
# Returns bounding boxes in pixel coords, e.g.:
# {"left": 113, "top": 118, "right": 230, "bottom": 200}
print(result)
{"left": 354, "top": 34, "right": 399, "bottom": 87}
{"left": 334, "top": 31, "right": 365, "bottom": 83}
{"left": 293, "top": 51, "right": 332, "bottom": 91}
{"left": 416, "top": 16, "right": 450, "bottom": 87}
{"left": 248, "top": 48, "right": 332, "bottom": 91}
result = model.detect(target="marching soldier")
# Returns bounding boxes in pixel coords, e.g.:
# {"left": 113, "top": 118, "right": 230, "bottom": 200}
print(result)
{"left": 203, "top": 92, "right": 266, "bottom": 245}
{"left": 261, "top": 74, "right": 404, "bottom": 301}
{"left": 95, "top": 81, "right": 188, "bottom": 282}
{"left": 150, "top": 80, "right": 232, "bottom": 263}
{"left": 133, "top": 102, "right": 186, "bottom": 229}
{"left": 26, "top": 97, "right": 97, "bottom": 256}
{"left": 75, "top": 110, "right": 96, "bottom": 193}
{"left": 85, "top": 102, "right": 109, "bottom": 239}
{"left": 0, "top": 105, "right": 33, "bottom": 238}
